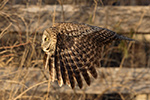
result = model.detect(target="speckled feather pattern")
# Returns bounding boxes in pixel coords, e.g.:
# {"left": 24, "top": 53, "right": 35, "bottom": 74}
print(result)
{"left": 42, "top": 22, "right": 134, "bottom": 89}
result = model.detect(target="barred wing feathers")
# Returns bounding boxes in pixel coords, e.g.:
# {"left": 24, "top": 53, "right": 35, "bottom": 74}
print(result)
{"left": 44, "top": 22, "right": 134, "bottom": 89}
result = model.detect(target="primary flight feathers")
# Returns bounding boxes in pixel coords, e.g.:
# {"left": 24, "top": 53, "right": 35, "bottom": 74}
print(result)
{"left": 41, "top": 22, "right": 134, "bottom": 89}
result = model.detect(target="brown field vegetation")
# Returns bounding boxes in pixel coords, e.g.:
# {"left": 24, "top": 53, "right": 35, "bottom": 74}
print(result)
{"left": 0, "top": 0, "right": 150, "bottom": 100}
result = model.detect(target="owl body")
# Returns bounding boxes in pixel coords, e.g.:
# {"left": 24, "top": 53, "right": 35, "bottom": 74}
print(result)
{"left": 41, "top": 22, "right": 133, "bottom": 89}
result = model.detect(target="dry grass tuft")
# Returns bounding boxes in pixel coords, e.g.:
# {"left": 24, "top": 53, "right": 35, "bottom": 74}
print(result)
{"left": 0, "top": 0, "right": 150, "bottom": 100}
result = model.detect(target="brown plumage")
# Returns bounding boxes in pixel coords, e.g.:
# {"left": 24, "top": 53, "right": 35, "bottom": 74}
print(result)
{"left": 41, "top": 22, "right": 134, "bottom": 89}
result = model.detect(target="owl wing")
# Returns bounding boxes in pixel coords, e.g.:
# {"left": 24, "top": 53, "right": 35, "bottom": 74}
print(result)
{"left": 46, "top": 22, "right": 133, "bottom": 89}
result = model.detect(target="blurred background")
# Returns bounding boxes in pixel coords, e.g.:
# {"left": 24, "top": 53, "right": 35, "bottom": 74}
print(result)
{"left": 0, "top": 0, "right": 150, "bottom": 100}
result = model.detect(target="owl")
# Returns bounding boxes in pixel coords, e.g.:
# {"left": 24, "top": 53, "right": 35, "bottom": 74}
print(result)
{"left": 41, "top": 22, "right": 134, "bottom": 89}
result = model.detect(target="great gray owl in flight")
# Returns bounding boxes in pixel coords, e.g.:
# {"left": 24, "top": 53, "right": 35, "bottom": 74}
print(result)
{"left": 41, "top": 22, "right": 134, "bottom": 89}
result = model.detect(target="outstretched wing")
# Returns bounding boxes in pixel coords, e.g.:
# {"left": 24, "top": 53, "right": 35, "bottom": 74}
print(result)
{"left": 44, "top": 22, "right": 133, "bottom": 89}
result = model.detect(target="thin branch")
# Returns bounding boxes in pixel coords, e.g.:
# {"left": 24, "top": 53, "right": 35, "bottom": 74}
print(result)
{"left": 0, "top": 0, "right": 9, "bottom": 10}
{"left": 0, "top": 23, "right": 12, "bottom": 39}
{"left": 0, "top": 41, "right": 31, "bottom": 49}
{"left": 13, "top": 80, "right": 48, "bottom": 100}
{"left": 92, "top": 0, "right": 98, "bottom": 22}
{"left": 57, "top": 0, "right": 65, "bottom": 21}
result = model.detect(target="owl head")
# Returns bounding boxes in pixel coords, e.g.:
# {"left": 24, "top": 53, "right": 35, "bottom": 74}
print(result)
{"left": 41, "top": 28, "right": 57, "bottom": 56}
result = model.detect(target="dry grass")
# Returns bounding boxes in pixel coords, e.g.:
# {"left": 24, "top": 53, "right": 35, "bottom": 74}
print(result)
{"left": 0, "top": 0, "right": 150, "bottom": 100}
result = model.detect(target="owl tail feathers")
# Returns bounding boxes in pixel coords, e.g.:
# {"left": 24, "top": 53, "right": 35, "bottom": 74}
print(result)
{"left": 115, "top": 34, "right": 135, "bottom": 41}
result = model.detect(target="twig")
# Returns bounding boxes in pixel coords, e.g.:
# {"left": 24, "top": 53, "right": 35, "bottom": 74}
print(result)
{"left": 99, "top": 0, "right": 104, "bottom": 6}
{"left": 0, "top": 23, "right": 12, "bottom": 39}
{"left": 119, "top": 42, "right": 132, "bottom": 68}
{"left": 1, "top": 54, "right": 14, "bottom": 57}
{"left": 46, "top": 78, "right": 51, "bottom": 100}
{"left": 57, "top": 0, "right": 65, "bottom": 21}
{"left": 0, "top": 0, "right": 9, "bottom": 10}
{"left": 92, "top": 0, "right": 98, "bottom": 22}
{"left": 52, "top": 5, "right": 56, "bottom": 25}
{"left": 13, "top": 80, "right": 48, "bottom": 100}
{"left": 45, "top": 53, "right": 50, "bottom": 69}
{"left": 0, "top": 41, "right": 31, "bottom": 49}
{"left": 0, "top": 80, "right": 28, "bottom": 88}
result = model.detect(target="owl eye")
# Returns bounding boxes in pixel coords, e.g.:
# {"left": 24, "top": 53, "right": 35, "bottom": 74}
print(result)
{"left": 44, "top": 37, "right": 49, "bottom": 41}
